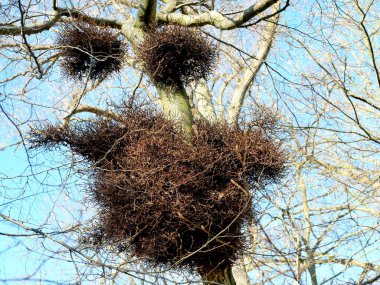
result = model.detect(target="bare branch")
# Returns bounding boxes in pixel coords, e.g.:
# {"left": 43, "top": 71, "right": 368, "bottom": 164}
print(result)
{"left": 226, "top": 4, "right": 280, "bottom": 124}
{"left": 136, "top": 0, "right": 157, "bottom": 28}
{"left": 157, "top": 0, "right": 280, "bottom": 29}
{"left": 0, "top": 12, "right": 62, "bottom": 35}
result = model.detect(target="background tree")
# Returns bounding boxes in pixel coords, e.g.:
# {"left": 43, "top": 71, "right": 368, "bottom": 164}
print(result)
{"left": 1, "top": 0, "right": 380, "bottom": 285}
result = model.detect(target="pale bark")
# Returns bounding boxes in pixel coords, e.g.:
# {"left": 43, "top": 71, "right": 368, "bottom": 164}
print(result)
{"left": 226, "top": 5, "right": 280, "bottom": 125}
{"left": 192, "top": 79, "right": 217, "bottom": 123}
{"left": 232, "top": 259, "right": 251, "bottom": 285}
{"left": 158, "top": 85, "right": 194, "bottom": 139}
{"left": 0, "top": 9, "right": 122, "bottom": 36}
{"left": 157, "top": 0, "right": 280, "bottom": 29}
{"left": 0, "top": 12, "right": 62, "bottom": 36}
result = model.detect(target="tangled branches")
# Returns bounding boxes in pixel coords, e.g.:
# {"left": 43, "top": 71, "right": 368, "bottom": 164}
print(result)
{"left": 137, "top": 25, "right": 217, "bottom": 87}
{"left": 30, "top": 104, "right": 287, "bottom": 274}
{"left": 56, "top": 21, "right": 126, "bottom": 81}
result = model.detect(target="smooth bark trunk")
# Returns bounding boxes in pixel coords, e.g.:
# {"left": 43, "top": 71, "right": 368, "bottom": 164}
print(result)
{"left": 200, "top": 265, "right": 237, "bottom": 285}
{"left": 158, "top": 84, "right": 194, "bottom": 140}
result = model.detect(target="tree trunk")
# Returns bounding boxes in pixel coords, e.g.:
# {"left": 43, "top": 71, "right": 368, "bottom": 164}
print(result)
{"left": 232, "top": 259, "right": 251, "bottom": 285}
{"left": 158, "top": 84, "right": 194, "bottom": 140}
{"left": 200, "top": 265, "right": 237, "bottom": 285}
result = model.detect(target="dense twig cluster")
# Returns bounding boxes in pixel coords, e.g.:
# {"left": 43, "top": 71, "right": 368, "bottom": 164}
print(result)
{"left": 137, "top": 25, "right": 217, "bottom": 87}
{"left": 30, "top": 104, "right": 287, "bottom": 274}
{"left": 56, "top": 21, "right": 126, "bottom": 81}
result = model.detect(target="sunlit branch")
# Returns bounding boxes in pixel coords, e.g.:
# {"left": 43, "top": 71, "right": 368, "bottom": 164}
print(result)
{"left": 157, "top": 0, "right": 279, "bottom": 29}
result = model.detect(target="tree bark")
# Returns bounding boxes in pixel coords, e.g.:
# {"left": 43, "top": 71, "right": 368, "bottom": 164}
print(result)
{"left": 226, "top": 4, "right": 280, "bottom": 125}
{"left": 158, "top": 84, "right": 194, "bottom": 140}
{"left": 232, "top": 259, "right": 250, "bottom": 285}
{"left": 200, "top": 265, "right": 237, "bottom": 285}
{"left": 192, "top": 79, "right": 217, "bottom": 124}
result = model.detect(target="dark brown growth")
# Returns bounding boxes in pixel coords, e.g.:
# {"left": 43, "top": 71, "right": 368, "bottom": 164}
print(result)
{"left": 30, "top": 104, "right": 287, "bottom": 274}
{"left": 137, "top": 25, "right": 217, "bottom": 87}
{"left": 56, "top": 21, "right": 126, "bottom": 81}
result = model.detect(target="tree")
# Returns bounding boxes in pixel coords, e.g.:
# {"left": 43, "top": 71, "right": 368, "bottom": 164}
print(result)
{"left": 0, "top": 1, "right": 288, "bottom": 284}
{"left": 1, "top": 0, "right": 380, "bottom": 284}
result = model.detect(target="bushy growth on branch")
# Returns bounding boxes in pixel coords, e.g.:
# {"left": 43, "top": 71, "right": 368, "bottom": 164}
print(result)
{"left": 30, "top": 103, "right": 287, "bottom": 274}
{"left": 56, "top": 21, "right": 126, "bottom": 81}
{"left": 137, "top": 25, "right": 217, "bottom": 87}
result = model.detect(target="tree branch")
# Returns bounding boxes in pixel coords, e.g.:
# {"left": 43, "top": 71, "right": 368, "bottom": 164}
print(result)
{"left": 192, "top": 79, "right": 217, "bottom": 123}
{"left": 63, "top": 105, "right": 120, "bottom": 122}
{"left": 17, "top": 0, "right": 43, "bottom": 78}
{"left": 0, "top": 8, "right": 123, "bottom": 36}
{"left": 54, "top": 7, "right": 123, "bottom": 29}
{"left": 0, "top": 13, "right": 62, "bottom": 35}
{"left": 0, "top": 212, "right": 144, "bottom": 281}
{"left": 157, "top": 0, "right": 279, "bottom": 29}
{"left": 226, "top": 4, "right": 280, "bottom": 124}
{"left": 136, "top": 0, "right": 157, "bottom": 28}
